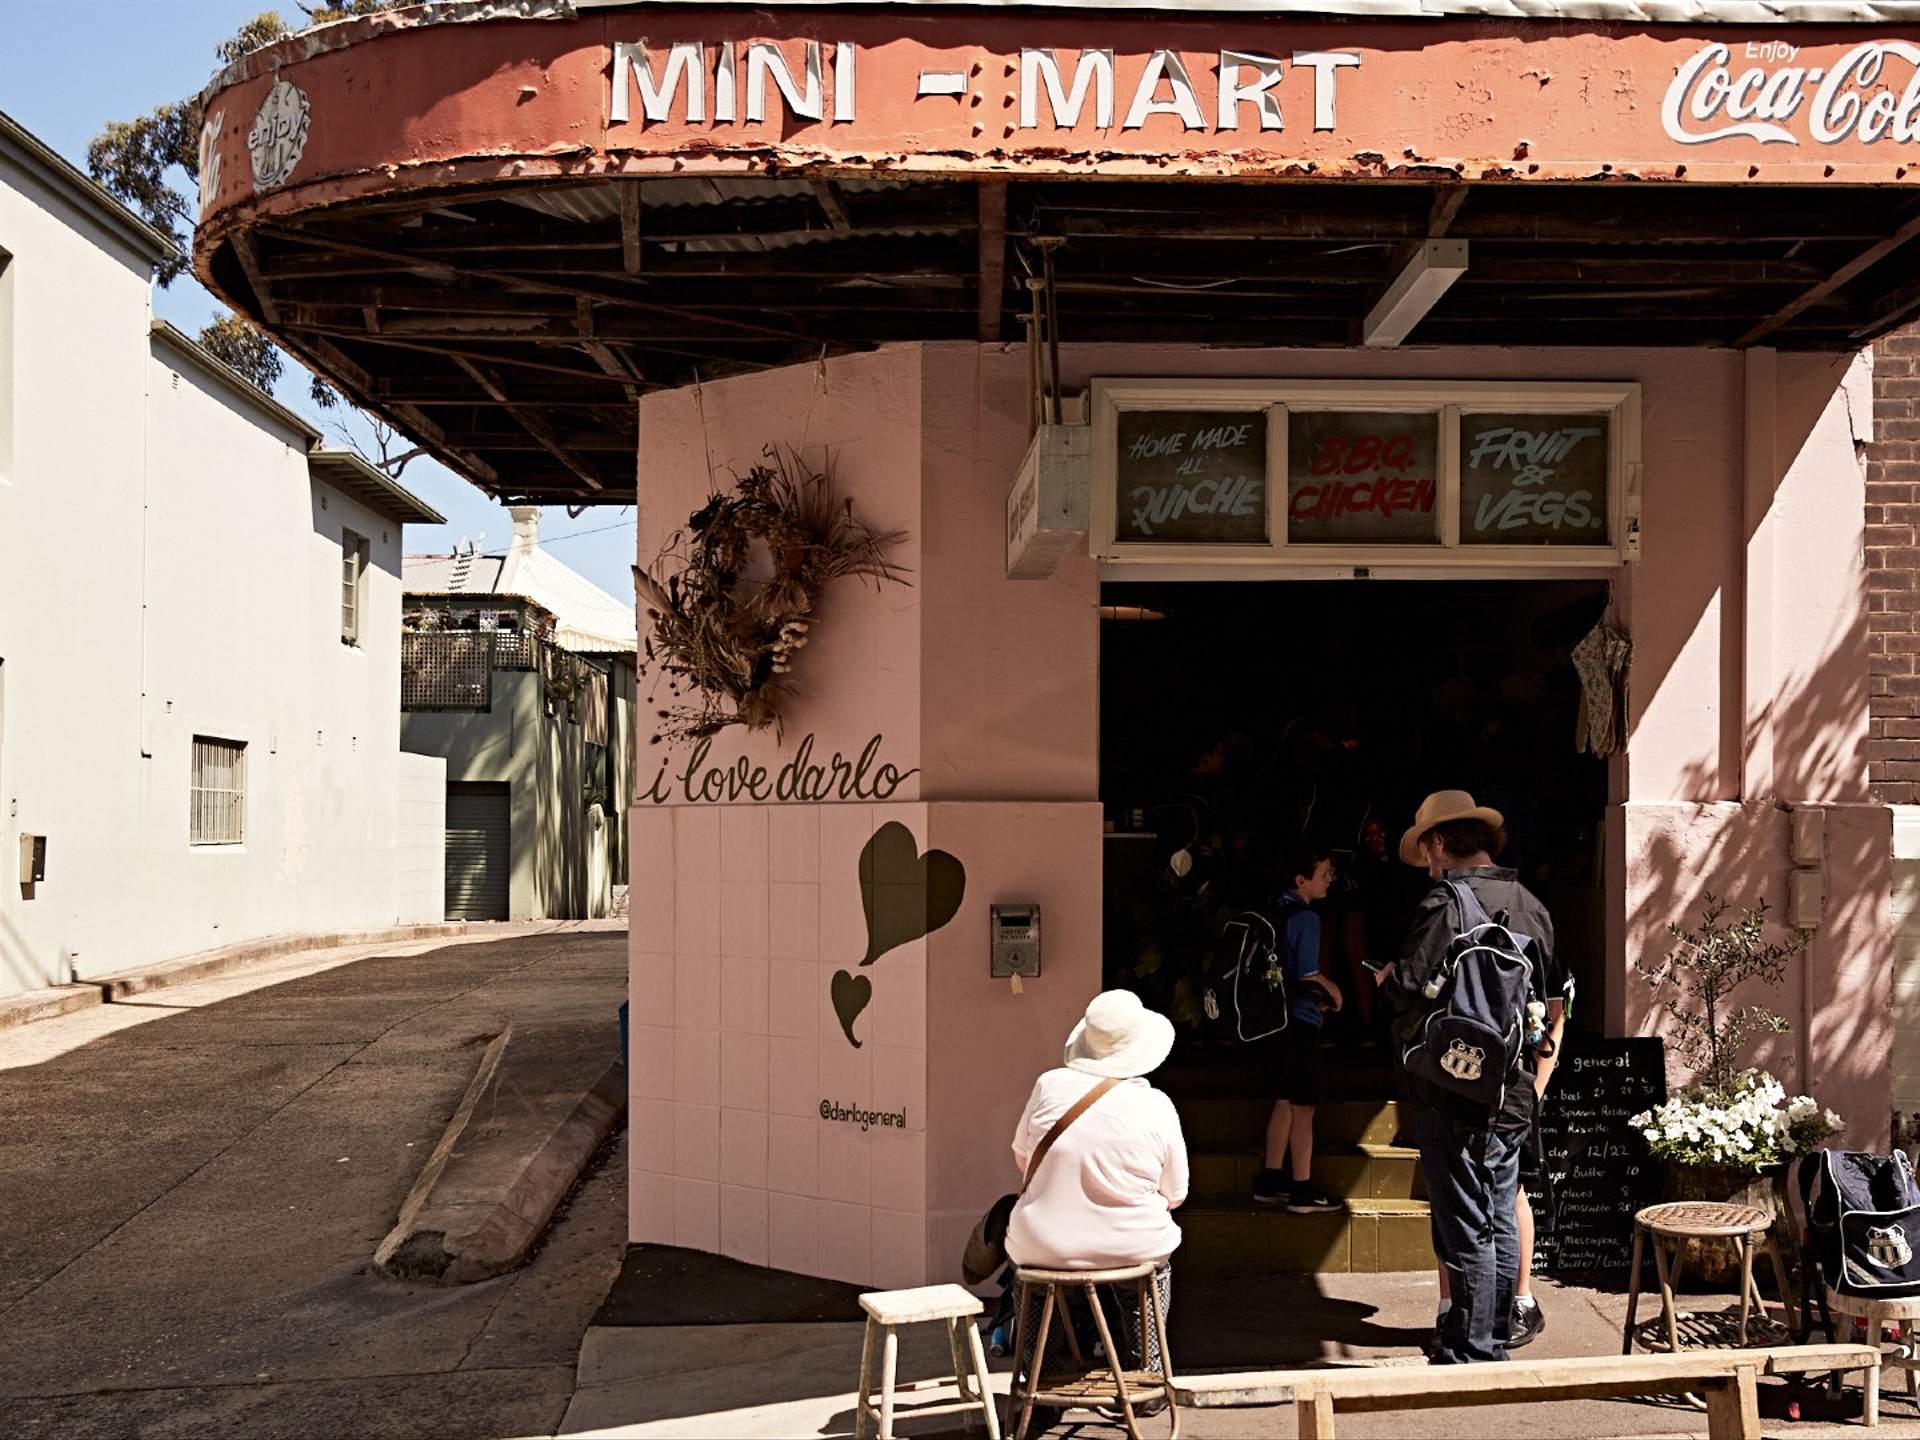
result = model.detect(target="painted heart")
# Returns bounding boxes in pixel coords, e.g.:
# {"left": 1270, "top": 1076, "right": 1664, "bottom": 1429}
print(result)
{"left": 857, "top": 821, "right": 967, "bottom": 967}
{"left": 831, "top": 969, "right": 873, "bottom": 1049}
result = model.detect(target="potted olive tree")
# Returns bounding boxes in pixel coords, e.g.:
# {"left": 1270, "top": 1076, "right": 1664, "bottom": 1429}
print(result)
{"left": 1630, "top": 893, "right": 1840, "bottom": 1280}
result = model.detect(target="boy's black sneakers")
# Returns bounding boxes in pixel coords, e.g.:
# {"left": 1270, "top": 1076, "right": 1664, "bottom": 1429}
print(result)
{"left": 1506, "top": 1295, "right": 1546, "bottom": 1350}
{"left": 1286, "top": 1182, "right": 1342, "bottom": 1214}
{"left": 1252, "top": 1168, "right": 1290, "bottom": 1205}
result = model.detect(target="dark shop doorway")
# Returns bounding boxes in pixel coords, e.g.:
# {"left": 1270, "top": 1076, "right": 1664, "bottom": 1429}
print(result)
{"left": 1100, "top": 577, "right": 1611, "bottom": 1090}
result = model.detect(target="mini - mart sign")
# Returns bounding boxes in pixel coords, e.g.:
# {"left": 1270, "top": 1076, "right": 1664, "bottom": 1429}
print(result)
{"left": 195, "top": 17, "right": 1920, "bottom": 231}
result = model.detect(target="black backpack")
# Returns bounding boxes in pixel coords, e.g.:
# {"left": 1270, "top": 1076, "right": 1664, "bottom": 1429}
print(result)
{"left": 1199, "top": 908, "right": 1290, "bottom": 1044}
{"left": 1398, "top": 881, "right": 1536, "bottom": 1117}
{"left": 1797, "top": 1150, "right": 1920, "bottom": 1302}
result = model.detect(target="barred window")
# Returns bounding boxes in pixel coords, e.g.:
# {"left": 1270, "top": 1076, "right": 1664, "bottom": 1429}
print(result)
{"left": 191, "top": 737, "right": 246, "bottom": 845}
{"left": 341, "top": 529, "right": 368, "bottom": 645}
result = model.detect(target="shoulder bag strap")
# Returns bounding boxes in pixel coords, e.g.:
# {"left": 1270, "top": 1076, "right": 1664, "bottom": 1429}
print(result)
{"left": 1021, "top": 1077, "right": 1123, "bottom": 1195}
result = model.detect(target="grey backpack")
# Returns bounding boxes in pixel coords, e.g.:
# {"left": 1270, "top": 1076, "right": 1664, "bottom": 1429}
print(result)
{"left": 1401, "top": 880, "right": 1535, "bottom": 1117}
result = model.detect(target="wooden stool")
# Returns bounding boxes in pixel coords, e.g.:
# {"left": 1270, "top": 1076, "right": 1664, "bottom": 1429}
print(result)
{"left": 1820, "top": 1288, "right": 1920, "bottom": 1426}
{"left": 855, "top": 1284, "right": 1000, "bottom": 1440}
{"left": 1008, "top": 1263, "right": 1179, "bottom": 1440}
{"left": 1622, "top": 1201, "right": 1798, "bottom": 1355}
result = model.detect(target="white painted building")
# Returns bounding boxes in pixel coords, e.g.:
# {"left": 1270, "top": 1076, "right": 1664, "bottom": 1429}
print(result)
{"left": 402, "top": 509, "right": 637, "bottom": 923}
{"left": 0, "top": 109, "right": 447, "bottom": 1000}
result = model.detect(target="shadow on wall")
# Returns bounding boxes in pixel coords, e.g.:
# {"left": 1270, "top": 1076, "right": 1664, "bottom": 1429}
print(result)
{"left": 1628, "top": 600, "right": 1885, "bottom": 1132}
{"left": 1623, "top": 352, "right": 1858, "bottom": 791}
{"left": 533, "top": 709, "right": 591, "bottom": 922}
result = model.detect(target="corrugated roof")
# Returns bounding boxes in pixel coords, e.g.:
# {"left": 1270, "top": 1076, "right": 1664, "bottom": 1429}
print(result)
{"left": 404, "top": 538, "right": 636, "bottom": 654}
{"left": 404, "top": 552, "right": 509, "bottom": 595}
{"left": 0, "top": 108, "right": 176, "bottom": 264}
{"left": 570, "top": 0, "right": 1920, "bottom": 20}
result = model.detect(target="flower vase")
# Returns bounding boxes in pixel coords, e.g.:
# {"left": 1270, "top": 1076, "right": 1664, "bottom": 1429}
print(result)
{"left": 1661, "top": 1161, "right": 1794, "bottom": 1288}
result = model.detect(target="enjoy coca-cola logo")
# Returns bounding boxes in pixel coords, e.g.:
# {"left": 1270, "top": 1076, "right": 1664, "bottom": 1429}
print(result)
{"left": 1662, "top": 40, "right": 1920, "bottom": 146}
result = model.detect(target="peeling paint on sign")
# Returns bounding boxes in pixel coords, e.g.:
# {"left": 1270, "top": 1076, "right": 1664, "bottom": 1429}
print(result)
{"left": 248, "top": 79, "right": 311, "bottom": 193}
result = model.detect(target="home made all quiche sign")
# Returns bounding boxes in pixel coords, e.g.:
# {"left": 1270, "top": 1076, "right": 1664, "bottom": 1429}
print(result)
{"left": 1116, "top": 411, "right": 1267, "bottom": 544}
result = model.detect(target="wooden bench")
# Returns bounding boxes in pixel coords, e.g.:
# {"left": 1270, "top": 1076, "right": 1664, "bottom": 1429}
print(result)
{"left": 1173, "top": 1344, "right": 1882, "bottom": 1439}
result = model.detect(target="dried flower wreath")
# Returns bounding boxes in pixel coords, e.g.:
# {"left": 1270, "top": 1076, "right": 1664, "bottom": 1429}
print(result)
{"left": 634, "top": 448, "right": 909, "bottom": 743}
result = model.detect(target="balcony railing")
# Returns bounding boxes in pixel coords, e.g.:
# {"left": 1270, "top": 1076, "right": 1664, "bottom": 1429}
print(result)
{"left": 401, "top": 631, "right": 492, "bottom": 711}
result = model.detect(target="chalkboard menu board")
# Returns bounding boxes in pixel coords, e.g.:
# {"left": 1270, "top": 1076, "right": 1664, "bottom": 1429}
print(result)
{"left": 1114, "top": 409, "right": 1267, "bottom": 544}
{"left": 1285, "top": 410, "right": 1440, "bottom": 545}
{"left": 1533, "top": 1033, "right": 1668, "bottom": 1280}
{"left": 1460, "top": 412, "right": 1611, "bottom": 546}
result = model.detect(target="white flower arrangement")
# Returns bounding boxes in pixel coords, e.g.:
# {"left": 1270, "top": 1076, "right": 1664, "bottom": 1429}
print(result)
{"left": 1630, "top": 1068, "right": 1841, "bottom": 1171}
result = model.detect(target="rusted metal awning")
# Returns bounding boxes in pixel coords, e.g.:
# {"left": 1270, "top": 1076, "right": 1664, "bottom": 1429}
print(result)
{"left": 195, "top": 3, "right": 1920, "bottom": 502}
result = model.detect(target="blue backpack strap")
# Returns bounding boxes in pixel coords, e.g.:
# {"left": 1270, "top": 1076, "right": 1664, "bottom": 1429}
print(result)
{"left": 1445, "top": 878, "right": 1493, "bottom": 932}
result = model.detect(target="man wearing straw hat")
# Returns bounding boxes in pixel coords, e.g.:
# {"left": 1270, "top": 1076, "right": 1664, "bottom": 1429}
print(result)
{"left": 1378, "top": 790, "right": 1563, "bottom": 1366}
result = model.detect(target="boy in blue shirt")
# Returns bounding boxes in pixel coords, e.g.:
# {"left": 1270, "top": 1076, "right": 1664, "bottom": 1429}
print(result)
{"left": 1253, "top": 843, "right": 1345, "bottom": 1212}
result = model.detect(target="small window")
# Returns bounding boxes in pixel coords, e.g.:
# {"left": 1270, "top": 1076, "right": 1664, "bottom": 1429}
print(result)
{"left": 191, "top": 737, "right": 246, "bottom": 845}
{"left": 341, "top": 529, "right": 368, "bottom": 645}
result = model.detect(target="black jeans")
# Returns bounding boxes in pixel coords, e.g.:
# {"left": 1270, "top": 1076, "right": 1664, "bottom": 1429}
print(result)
{"left": 1415, "top": 1105, "right": 1523, "bottom": 1364}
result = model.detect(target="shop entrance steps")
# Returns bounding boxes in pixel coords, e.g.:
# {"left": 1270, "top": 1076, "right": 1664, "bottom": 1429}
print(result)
{"left": 1161, "top": 1079, "right": 1438, "bottom": 1276}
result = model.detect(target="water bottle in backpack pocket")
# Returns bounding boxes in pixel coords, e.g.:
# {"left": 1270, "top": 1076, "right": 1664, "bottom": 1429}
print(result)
{"left": 1401, "top": 880, "right": 1535, "bottom": 1116}
{"left": 1798, "top": 1149, "right": 1920, "bottom": 1300}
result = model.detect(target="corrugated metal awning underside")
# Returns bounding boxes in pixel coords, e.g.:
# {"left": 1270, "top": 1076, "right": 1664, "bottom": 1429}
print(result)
{"left": 205, "top": 173, "right": 1920, "bottom": 505}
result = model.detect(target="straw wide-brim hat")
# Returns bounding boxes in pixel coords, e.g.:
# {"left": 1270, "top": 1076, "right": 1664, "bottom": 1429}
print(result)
{"left": 1399, "top": 790, "right": 1506, "bottom": 867}
{"left": 1064, "top": 990, "right": 1176, "bottom": 1079}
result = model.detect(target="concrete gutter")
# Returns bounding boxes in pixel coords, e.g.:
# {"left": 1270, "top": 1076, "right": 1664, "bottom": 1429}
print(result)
{"left": 0, "top": 984, "right": 107, "bottom": 1029}
{"left": 0, "top": 921, "right": 582, "bottom": 1030}
{"left": 88, "top": 923, "right": 507, "bottom": 1001}
{"left": 375, "top": 1025, "right": 627, "bottom": 1284}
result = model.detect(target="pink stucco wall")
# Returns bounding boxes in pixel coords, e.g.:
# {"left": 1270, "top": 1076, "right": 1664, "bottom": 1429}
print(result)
{"left": 632, "top": 339, "right": 1892, "bottom": 1285}
{"left": 628, "top": 347, "right": 1103, "bottom": 1282}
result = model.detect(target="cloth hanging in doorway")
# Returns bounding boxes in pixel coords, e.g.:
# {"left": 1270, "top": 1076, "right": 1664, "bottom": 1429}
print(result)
{"left": 1571, "top": 619, "right": 1631, "bottom": 757}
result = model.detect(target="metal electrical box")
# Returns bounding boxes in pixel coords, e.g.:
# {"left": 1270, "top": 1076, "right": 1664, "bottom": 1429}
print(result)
{"left": 19, "top": 833, "right": 45, "bottom": 885}
{"left": 990, "top": 904, "right": 1042, "bottom": 979}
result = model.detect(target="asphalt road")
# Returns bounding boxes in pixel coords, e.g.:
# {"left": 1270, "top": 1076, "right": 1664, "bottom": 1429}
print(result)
{"left": 0, "top": 927, "right": 628, "bottom": 1440}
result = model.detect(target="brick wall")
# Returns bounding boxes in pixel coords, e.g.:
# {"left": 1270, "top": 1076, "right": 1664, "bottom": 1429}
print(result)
{"left": 1871, "top": 327, "right": 1920, "bottom": 805}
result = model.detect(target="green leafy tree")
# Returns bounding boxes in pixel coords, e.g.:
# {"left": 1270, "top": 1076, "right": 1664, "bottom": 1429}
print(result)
{"left": 197, "top": 312, "right": 283, "bottom": 391}
{"left": 1639, "top": 893, "right": 1812, "bottom": 1093}
{"left": 87, "top": 6, "right": 403, "bottom": 408}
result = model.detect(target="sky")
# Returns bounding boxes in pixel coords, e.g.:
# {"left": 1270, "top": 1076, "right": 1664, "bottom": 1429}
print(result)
{"left": 0, "top": 0, "right": 638, "bottom": 606}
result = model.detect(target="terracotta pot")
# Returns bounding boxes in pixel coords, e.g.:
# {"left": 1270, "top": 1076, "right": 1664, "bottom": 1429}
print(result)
{"left": 1661, "top": 1162, "right": 1795, "bottom": 1288}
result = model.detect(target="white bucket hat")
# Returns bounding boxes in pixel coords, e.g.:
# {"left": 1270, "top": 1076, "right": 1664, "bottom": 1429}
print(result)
{"left": 1064, "top": 990, "right": 1176, "bottom": 1079}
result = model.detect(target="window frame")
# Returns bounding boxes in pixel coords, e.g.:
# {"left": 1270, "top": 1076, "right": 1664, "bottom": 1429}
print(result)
{"left": 189, "top": 736, "right": 247, "bottom": 847}
{"left": 341, "top": 527, "right": 368, "bottom": 646}
{"left": 1089, "top": 377, "right": 1642, "bottom": 575}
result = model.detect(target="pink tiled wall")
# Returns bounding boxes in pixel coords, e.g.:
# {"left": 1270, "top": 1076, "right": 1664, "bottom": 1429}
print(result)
{"left": 631, "top": 795, "right": 1103, "bottom": 1289}
{"left": 630, "top": 800, "right": 935, "bottom": 1288}
{"left": 631, "top": 343, "right": 1102, "bottom": 1287}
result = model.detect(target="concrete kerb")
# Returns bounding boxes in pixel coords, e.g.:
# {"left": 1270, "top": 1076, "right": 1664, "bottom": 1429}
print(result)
{"left": 375, "top": 1025, "right": 628, "bottom": 1285}
{"left": 0, "top": 920, "right": 620, "bottom": 1030}
{"left": 87, "top": 922, "right": 509, "bottom": 1000}
{"left": 0, "top": 983, "right": 105, "bottom": 1029}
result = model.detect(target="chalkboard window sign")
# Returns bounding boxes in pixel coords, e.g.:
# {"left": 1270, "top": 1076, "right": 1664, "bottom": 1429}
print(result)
{"left": 1090, "top": 379, "right": 1640, "bottom": 568}
{"left": 1114, "top": 409, "right": 1268, "bottom": 544}
{"left": 1460, "top": 411, "right": 1612, "bottom": 546}
{"left": 1286, "top": 410, "right": 1440, "bottom": 546}
{"left": 1532, "top": 1032, "right": 1669, "bottom": 1282}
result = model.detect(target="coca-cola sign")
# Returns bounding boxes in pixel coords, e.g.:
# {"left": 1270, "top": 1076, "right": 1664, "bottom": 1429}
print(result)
{"left": 1663, "top": 40, "right": 1920, "bottom": 146}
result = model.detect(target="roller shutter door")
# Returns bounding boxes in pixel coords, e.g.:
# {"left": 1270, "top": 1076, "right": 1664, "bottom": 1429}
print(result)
{"left": 446, "top": 783, "right": 510, "bottom": 921}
